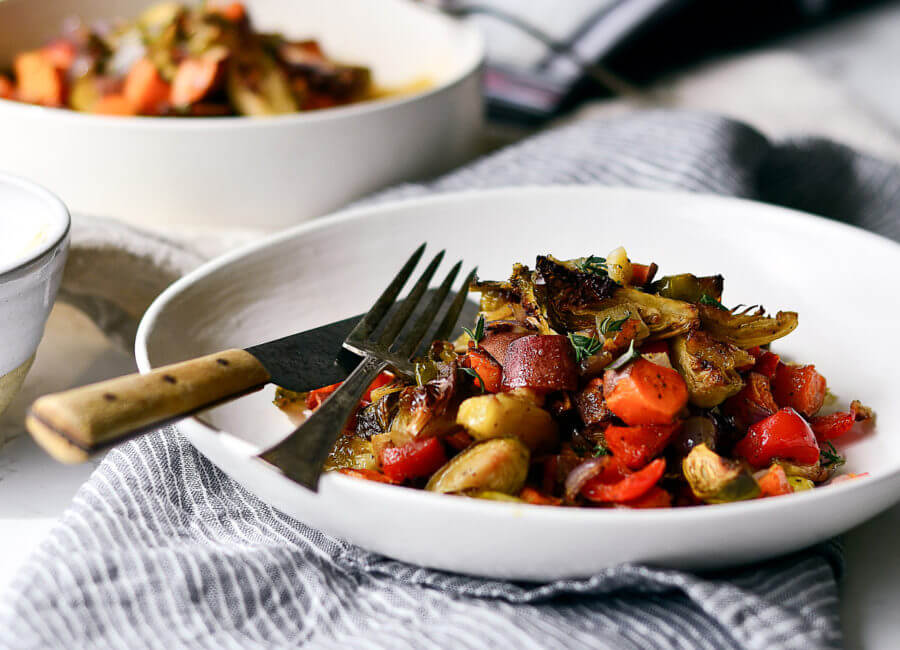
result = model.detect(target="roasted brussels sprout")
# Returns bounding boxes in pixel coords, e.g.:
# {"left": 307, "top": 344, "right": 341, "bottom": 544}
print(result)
{"left": 652, "top": 274, "right": 724, "bottom": 303}
{"left": 670, "top": 330, "right": 754, "bottom": 407}
{"left": 699, "top": 305, "right": 798, "bottom": 348}
{"left": 683, "top": 443, "right": 760, "bottom": 503}
{"left": 426, "top": 438, "right": 530, "bottom": 495}
{"left": 390, "top": 362, "right": 459, "bottom": 447}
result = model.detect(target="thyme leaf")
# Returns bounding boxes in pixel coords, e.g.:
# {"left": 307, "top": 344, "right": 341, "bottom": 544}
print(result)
{"left": 462, "top": 315, "right": 485, "bottom": 347}
{"left": 592, "top": 443, "right": 610, "bottom": 457}
{"left": 568, "top": 332, "right": 603, "bottom": 362}
{"left": 460, "top": 366, "right": 486, "bottom": 393}
{"left": 699, "top": 293, "right": 729, "bottom": 311}
{"left": 576, "top": 255, "right": 608, "bottom": 276}
{"left": 820, "top": 441, "right": 846, "bottom": 469}
{"left": 607, "top": 339, "right": 640, "bottom": 371}
{"left": 599, "top": 311, "right": 631, "bottom": 336}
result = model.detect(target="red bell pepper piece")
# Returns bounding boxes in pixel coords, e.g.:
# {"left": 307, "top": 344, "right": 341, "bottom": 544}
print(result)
{"left": 604, "top": 422, "right": 680, "bottom": 470}
{"left": 307, "top": 371, "right": 395, "bottom": 410}
{"left": 809, "top": 411, "right": 855, "bottom": 441}
{"left": 734, "top": 407, "right": 820, "bottom": 468}
{"left": 772, "top": 364, "right": 827, "bottom": 417}
{"left": 363, "top": 371, "right": 395, "bottom": 402}
{"left": 380, "top": 437, "right": 447, "bottom": 483}
{"left": 580, "top": 458, "right": 665, "bottom": 503}
{"left": 722, "top": 372, "right": 778, "bottom": 430}
{"left": 462, "top": 345, "right": 503, "bottom": 393}
{"left": 614, "top": 486, "right": 672, "bottom": 509}
{"left": 604, "top": 359, "right": 688, "bottom": 425}
{"left": 757, "top": 464, "right": 793, "bottom": 498}
{"left": 753, "top": 351, "right": 781, "bottom": 379}
{"left": 306, "top": 382, "right": 341, "bottom": 410}
{"left": 338, "top": 468, "right": 398, "bottom": 484}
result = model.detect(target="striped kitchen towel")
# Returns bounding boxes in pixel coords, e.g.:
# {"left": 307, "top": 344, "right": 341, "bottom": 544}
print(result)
{"left": 3, "top": 110, "right": 900, "bottom": 649}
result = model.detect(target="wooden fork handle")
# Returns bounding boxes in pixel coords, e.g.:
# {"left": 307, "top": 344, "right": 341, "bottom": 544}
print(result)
{"left": 26, "top": 349, "right": 271, "bottom": 464}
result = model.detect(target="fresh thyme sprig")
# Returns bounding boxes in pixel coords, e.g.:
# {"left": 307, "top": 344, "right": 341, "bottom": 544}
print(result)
{"left": 699, "top": 293, "right": 729, "bottom": 311}
{"left": 820, "top": 441, "right": 846, "bottom": 469}
{"left": 592, "top": 443, "right": 610, "bottom": 457}
{"left": 568, "top": 332, "right": 603, "bottom": 362}
{"left": 576, "top": 255, "right": 608, "bottom": 276}
{"left": 460, "top": 367, "right": 486, "bottom": 393}
{"left": 599, "top": 312, "right": 631, "bottom": 336}
{"left": 462, "top": 315, "right": 485, "bottom": 347}
{"left": 607, "top": 340, "right": 640, "bottom": 371}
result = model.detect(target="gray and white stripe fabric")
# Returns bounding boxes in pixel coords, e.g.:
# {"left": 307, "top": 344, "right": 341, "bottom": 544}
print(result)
{"left": 3, "top": 110, "right": 899, "bottom": 649}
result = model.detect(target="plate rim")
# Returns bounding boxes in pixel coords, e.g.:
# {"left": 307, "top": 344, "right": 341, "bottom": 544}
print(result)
{"left": 135, "top": 185, "right": 900, "bottom": 524}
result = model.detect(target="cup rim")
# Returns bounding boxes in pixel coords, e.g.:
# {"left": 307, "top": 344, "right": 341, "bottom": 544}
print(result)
{"left": 0, "top": 172, "right": 71, "bottom": 278}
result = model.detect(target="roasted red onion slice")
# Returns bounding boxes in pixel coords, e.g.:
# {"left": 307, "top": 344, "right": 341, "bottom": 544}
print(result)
{"left": 564, "top": 457, "right": 608, "bottom": 502}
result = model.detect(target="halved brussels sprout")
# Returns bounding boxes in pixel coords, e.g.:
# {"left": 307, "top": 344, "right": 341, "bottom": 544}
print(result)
{"left": 670, "top": 330, "right": 754, "bottom": 407}
{"left": 652, "top": 274, "right": 724, "bottom": 302}
{"left": 787, "top": 476, "right": 814, "bottom": 491}
{"left": 456, "top": 392, "right": 558, "bottom": 452}
{"left": 426, "top": 438, "right": 529, "bottom": 495}
{"left": 683, "top": 443, "right": 760, "bottom": 503}
{"left": 699, "top": 305, "right": 798, "bottom": 348}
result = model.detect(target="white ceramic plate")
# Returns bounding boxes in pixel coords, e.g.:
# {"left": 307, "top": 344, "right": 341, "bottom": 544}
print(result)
{"left": 136, "top": 187, "right": 900, "bottom": 580}
{"left": 0, "top": 0, "right": 483, "bottom": 231}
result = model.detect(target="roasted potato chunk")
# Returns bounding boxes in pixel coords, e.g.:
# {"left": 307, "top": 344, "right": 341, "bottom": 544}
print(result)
{"left": 456, "top": 392, "right": 558, "bottom": 452}
{"left": 426, "top": 438, "right": 529, "bottom": 495}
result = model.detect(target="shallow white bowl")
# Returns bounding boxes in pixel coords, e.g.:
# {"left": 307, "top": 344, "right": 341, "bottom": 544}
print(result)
{"left": 0, "top": 0, "right": 483, "bottom": 231}
{"left": 0, "top": 173, "right": 70, "bottom": 420}
{"left": 137, "top": 187, "right": 900, "bottom": 580}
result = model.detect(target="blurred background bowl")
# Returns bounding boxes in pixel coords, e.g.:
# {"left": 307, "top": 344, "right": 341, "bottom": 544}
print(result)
{"left": 0, "top": 173, "right": 69, "bottom": 424}
{"left": 0, "top": 0, "right": 484, "bottom": 232}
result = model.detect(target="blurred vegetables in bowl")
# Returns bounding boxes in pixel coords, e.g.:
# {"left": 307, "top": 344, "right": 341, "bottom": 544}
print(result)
{"left": 2, "top": 1, "right": 392, "bottom": 116}
{"left": 0, "top": 0, "right": 484, "bottom": 230}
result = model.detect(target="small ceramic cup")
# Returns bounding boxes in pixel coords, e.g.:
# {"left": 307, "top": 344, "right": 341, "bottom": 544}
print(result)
{"left": 0, "top": 173, "right": 70, "bottom": 419}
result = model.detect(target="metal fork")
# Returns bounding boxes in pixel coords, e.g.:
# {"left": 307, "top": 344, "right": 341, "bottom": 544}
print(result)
{"left": 258, "top": 244, "right": 476, "bottom": 490}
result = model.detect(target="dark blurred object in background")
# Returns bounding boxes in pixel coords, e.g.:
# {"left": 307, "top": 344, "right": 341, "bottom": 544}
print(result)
{"left": 434, "top": 0, "right": 894, "bottom": 124}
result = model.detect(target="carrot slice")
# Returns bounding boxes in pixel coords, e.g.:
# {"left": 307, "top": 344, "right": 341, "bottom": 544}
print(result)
{"left": 604, "top": 358, "right": 688, "bottom": 425}
{"left": 170, "top": 54, "right": 225, "bottom": 107}
{"left": 519, "top": 487, "right": 562, "bottom": 506}
{"left": 124, "top": 58, "right": 171, "bottom": 115}
{"left": 0, "top": 75, "right": 13, "bottom": 100}
{"left": 14, "top": 51, "right": 64, "bottom": 106}
{"left": 210, "top": 2, "right": 246, "bottom": 22}
{"left": 92, "top": 94, "right": 137, "bottom": 116}
{"left": 757, "top": 464, "right": 792, "bottom": 498}
{"left": 462, "top": 346, "right": 503, "bottom": 393}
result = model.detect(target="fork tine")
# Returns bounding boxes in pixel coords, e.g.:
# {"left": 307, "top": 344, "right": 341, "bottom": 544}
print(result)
{"left": 376, "top": 250, "right": 445, "bottom": 347}
{"left": 345, "top": 243, "right": 425, "bottom": 347}
{"left": 392, "top": 260, "right": 462, "bottom": 358}
{"left": 431, "top": 267, "right": 477, "bottom": 341}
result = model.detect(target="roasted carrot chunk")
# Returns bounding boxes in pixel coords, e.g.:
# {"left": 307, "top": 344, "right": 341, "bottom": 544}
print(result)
{"left": 757, "top": 464, "right": 792, "bottom": 498}
{"left": 519, "top": 487, "right": 562, "bottom": 506}
{"left": 41, "top": 40, "right": 77, "bottom": 71}
{"left": 615, "top": 486, "right": 672, "bottom": 509}
{"left": 92, "top": 94, "right": 137, "bottom": 116}
{"left": 14, "top": 52, "right": 64, "bottom": 106}
{"left": 462, "top": 346, "right": 503, "bottom": 393}
{"left": 604, "top": 359, "right": 688, "bottom": 426}
{"left": 124, "top": 58, "right": 171, "bottom": 115}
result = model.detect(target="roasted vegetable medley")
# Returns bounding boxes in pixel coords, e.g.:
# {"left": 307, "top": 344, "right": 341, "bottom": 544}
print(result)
{"left": 0, "top": 2, "right": 379, "bottom": 116}
{"left": 275, "top": 248, "right": 875, "bottom": 508}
